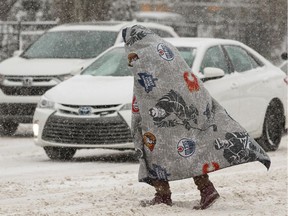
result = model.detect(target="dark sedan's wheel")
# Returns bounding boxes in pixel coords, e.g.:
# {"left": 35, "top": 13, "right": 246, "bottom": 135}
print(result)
{"left": 257, "top": 102, "right": 284, "bottom": 152}
{"left": 44, "top": 147, "right": 76, "bottom": 160}
{"left": 0, "top": 122, "right": 19, "bottom": 136}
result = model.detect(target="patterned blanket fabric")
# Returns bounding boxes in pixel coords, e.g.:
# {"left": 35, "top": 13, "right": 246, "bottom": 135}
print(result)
{"left": 123, "top": 25, "right": 271, "bottom": 184}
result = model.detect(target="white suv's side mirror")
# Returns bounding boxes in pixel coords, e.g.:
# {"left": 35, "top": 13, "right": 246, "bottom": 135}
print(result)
{"left": 203, "top": 67, "right": 225, "bottom": 79}
{"left": 71, "top": 66, "right": 84, "bottom": 75}
{"left": 13, "top": 50, "right": 23, "bottom": 57}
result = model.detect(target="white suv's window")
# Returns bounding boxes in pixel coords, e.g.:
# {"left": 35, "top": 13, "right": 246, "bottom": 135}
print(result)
{"left": 224, "top": 45, "right": 259, "bottom": 72}
{"left": 21, "top": 31, "right": 118, "bottom": 59}
{"left": 82, "top": 47, "right": 195, "bottom": 77}
{"left": 200, "top": 46, "right": 229, "bottom": 74}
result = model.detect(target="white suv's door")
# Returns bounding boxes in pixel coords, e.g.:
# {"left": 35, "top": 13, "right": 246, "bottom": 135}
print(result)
{"left": 223, "top": 45, "right": 266, "bottom": 134}
{"left": 199, "top": 46, "right": 240, "bottom": 121}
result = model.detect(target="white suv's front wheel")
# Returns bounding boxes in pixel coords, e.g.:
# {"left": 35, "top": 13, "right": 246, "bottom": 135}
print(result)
{"left": 257, "top": 100, "right": 284, "bottom": 152}
{"left": 44, "top": 147, "right": 76, "bottom": 160}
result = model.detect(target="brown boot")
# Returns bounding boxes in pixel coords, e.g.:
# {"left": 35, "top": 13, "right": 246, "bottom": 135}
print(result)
{"left": 193, "top": 174, "right": 220, "bottom": 210}
{"left": 140, "top": 180, "right": 172, "bottom": 207}
{"left": 140, "top": 192, "right": 172, "bottom": 207}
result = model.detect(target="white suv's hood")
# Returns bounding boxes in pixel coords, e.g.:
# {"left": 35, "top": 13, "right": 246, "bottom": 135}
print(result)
{"left": 45, "top": 75, "right": 134, "bottom": 105}
{"left": 0, "top": 56, "right": 93, "bottom": 76}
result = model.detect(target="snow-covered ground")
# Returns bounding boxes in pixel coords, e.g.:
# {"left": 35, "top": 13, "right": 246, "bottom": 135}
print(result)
{"left": 0, "top": 125, "right": 287, "bottom": 216}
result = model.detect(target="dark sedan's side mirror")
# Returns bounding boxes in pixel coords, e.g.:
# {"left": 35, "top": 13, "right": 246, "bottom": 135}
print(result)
{"left": 281, "top": 52, "right": 287, "bottom": 60}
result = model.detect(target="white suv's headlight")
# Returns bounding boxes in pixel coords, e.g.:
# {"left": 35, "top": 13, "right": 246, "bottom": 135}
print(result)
{"left": 38, "top": 96, "right": 55, "bottom": 109}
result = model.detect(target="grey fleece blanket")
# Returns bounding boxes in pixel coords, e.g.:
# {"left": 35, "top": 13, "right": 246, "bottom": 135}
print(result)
{"left": 122, "top": 25, "right": 271, "bottom": 184}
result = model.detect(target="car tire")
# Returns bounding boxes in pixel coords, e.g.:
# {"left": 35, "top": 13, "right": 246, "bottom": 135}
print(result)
{"left": 44, "top": 147, "right": 76, "bottom": 160}
{"left": 257, "top": 101, "right": 284, "bottom": 152}
{"left": 0, "top": 122, "right": 19, "bottom": 136}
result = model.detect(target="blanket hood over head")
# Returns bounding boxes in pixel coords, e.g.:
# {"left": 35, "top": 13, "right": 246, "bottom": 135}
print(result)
{"left": 123, "top": 25, "right": 271, "bottom": 184}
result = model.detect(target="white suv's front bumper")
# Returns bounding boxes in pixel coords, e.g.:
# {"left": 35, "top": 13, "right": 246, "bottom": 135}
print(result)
{"left": 33, "top": 107, "right": 134, "bottom": 149}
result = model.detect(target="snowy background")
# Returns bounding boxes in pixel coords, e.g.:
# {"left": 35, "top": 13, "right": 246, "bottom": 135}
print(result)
{"left": 0, "top": 1, "right": 287, "bottom": 216}
{"left": 1, "top": 0, "right": 287, "bottom": 64}
{"left": 0, "top": 125, "right": 287, "bottom": 216}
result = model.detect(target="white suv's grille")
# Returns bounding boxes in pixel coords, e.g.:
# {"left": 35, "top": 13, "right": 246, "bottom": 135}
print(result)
{"left": 57, "top": 104, "right": 120, "bottom": 116}
{"left": 6, "top": 77, "right": 53, "bottom": 82}
{"left": 42, "top": 114, "right": 133, "bottom": 145}
{"left": 0, "top": 76, "right": 58, "bottom": 96}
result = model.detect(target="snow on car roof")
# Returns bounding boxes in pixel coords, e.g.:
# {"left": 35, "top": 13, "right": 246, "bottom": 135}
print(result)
{"left": 114, "top": 37, "right": 242, "bottom": 49}
{"left": 164, "top": 37, "right": 242, "bottom": 48}
{"left": 135, "top": 11, "right": 186, "bottom": 21}
{"left": 48, "top": 21, "right": 177, "bottom": 33}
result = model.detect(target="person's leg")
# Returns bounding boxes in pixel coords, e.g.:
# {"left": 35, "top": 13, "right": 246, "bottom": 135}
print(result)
{"left": 141, "top": 180, "right": 172, "bottom": 206}
{"left": 193, "top": 174, "right": 220, "bottom": 209}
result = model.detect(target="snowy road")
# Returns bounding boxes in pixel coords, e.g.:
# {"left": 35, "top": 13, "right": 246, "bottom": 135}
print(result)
{"left": 0, "top": 125, "right": 287, "bottom": 216}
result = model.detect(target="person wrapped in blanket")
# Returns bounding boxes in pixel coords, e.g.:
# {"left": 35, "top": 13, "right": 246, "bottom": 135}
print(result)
{"left": 122, "top": 25, "right": 271, "bottom": 210}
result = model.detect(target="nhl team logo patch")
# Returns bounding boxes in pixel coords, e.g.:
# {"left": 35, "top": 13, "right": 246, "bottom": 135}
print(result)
{"left": 177, "top": 138, "right": 196, "bottom": 157}
{"left": 128, "top": 53, "right": 139, "bottom": 67}
{"left": 157, "top": 43, "right": 174, "bottom": 61}
{"left": 202, "top": 162, "right": 220, "bottom": 174}
{"left": 143, "top": 132, "right": 157, "bottom": 151}
{"left": 132, "top": 95, "right": 139, "bottom": 113}
{"left": 138, "top": 72, "right": 158, "bottom": 93}
{"left": 183, "top": 71, "right": 200, "bottom": 92}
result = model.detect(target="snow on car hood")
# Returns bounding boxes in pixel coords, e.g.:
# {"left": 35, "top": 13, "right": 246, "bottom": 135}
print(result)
{"left": 44, "top": 75, "right": 134, "bottom": 105}
{"left": 0, "top": 56, "right": 92, "bottom": 76}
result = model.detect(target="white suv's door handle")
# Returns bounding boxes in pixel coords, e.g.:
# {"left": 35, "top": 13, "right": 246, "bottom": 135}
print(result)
{"left": 231, "top": 83, "right": 238, "bottom": 89}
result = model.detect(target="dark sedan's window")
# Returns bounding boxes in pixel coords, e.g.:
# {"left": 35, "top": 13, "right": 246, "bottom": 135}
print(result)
{"left": 224, "top": 45, "right": 259, "bottom": 72}
{"left": 200, "top": 46, "right": 229, "bottom": 74}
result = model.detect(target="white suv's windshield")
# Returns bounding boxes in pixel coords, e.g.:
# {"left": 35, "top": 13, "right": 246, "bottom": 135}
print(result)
{"left": 81, "top": 46, "right": 196, "bottom": 77}
{"left": 21, "top": 31, "right": 118, "bottom": 59}
{"left": 82, "top": 48, "right": 131, "bottom": 76}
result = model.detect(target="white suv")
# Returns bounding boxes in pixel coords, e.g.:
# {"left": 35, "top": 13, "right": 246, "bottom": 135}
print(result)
{"left": 33, "top": 39, "right": 287, "bottom": 160}
{"left": 0, "top": 21, "right": 178, "bottom": 135}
